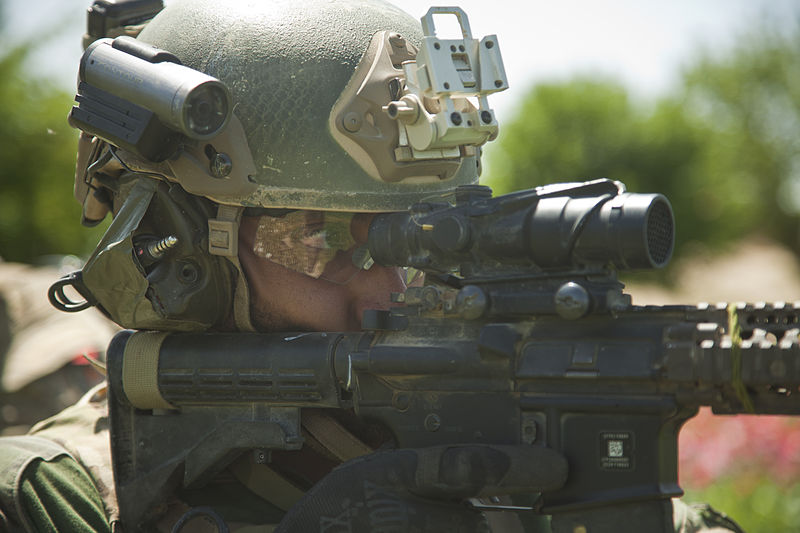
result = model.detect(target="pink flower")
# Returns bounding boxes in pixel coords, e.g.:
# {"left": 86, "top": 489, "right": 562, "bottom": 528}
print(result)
{"left": 679, "top": 408, "right": 800, "bottom": 489}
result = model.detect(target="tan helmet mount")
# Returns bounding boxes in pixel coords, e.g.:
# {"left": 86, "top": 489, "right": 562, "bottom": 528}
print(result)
{"left": 330, "top": 6, "right": 508, "bottom": 187}
{"left": 384, "top": 7, "right": 508, "bottom": 158}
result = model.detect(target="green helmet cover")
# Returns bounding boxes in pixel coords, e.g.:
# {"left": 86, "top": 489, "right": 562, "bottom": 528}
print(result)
{"left": 76, "top": 177, "right": 234, "bottom": 331}
{"left": 137, "top": 0, "right": 479, "bottom": 211}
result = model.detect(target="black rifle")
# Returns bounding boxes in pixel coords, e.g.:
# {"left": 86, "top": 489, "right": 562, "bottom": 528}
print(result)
{"left": 106, "top": 179, "right": 800, "bottom": 532}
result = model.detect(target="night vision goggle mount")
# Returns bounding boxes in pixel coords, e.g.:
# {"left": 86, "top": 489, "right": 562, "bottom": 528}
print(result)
{"left": 331, "top": 6, "right": 508, "bottom": 183}
{"left": 384, "top": 7, "right": 508, "bottom": 160}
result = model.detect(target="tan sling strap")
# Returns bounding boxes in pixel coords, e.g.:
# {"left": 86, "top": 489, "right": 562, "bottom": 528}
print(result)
{"left": 301, "top": 411, "right": 374, "bottom": 462}
{"left": 231, "top": 412, "right": 374, "bottom": 511}
{"left": 230, "top": 456, "right": 306, "bottom": 513}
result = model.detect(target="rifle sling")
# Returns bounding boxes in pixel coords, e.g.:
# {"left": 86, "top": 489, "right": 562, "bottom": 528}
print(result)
{"left": 301, "top": 410, "right": 374, "bottom": 462}
{"left": 230, "top": 457, "right": 305, "bottom": 512}
{"left": 229, "top": 412, "right": 372, "bottom": 512}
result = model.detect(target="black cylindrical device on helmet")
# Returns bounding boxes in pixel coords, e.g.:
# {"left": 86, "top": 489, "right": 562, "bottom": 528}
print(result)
{"left": 78, "top": 36, "right": 231, "bottom": 140}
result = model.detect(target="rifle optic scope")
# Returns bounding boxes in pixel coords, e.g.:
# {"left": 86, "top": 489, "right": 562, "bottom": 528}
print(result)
{"left": 368, "top": 180, "right": 674, "bottom": 273}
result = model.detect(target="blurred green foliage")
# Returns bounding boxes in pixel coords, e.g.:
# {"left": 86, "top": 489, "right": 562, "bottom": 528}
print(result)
{"left": 0, "top": 44, "right": 105, "bottom": 263}
{"left": 487, "top": 22, "right": 800, "bottom": 261}
{"left": 487, "top": 80, "right": 712, "bottom": 260}
{"left": 685, "top": 479, "right": 800, "bottom": 533}
{"left": 680, "top": 25, "right": 800, "bottom": 253}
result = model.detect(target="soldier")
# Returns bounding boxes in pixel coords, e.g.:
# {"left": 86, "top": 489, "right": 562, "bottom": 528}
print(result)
{"left": 0, "top": 0, "right": 745, "bottom": 531}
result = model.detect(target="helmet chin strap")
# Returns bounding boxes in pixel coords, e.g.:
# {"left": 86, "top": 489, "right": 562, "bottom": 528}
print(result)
{"left": 209, "top": 204, "right": 255, "bottom": 332}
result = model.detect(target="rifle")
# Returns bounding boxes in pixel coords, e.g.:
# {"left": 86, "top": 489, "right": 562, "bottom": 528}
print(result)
{"left": 106, "top": 179, "right": 800, "bottom": 532}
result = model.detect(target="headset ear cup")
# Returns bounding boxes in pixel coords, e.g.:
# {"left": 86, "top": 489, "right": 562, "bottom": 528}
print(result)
{"left": 134, "top": 181, "right": 234, "bottom": 329}
{"left": 76, "top": 176, "right": 235, "bottom": 331}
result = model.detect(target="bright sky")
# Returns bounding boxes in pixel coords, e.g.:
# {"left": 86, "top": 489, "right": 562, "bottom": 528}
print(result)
{"left": 403, "top": 0, "right": 799, "bottom": 120}
{"left": 4, "top": 0, "right": 798, "bottom": 123}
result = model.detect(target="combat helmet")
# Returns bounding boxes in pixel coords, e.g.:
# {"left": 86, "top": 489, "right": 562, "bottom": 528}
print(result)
{"left": 51, "top": 0, "right": 508, "bottom": 331}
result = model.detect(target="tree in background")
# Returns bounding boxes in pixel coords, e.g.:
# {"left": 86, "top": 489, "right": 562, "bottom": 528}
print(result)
{"left": 681, "top": 24, "right": 800, "bottom": 253}
{"left": 0, "top": 43, "right": 104, "bottom": 263}
{"left": 487, "top": 21, "right": 800, "bottom": 261}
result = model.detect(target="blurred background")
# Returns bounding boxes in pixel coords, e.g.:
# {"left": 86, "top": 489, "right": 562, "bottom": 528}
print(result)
{"left": 2, "top": 0, "right": 800, "bottom": 530}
